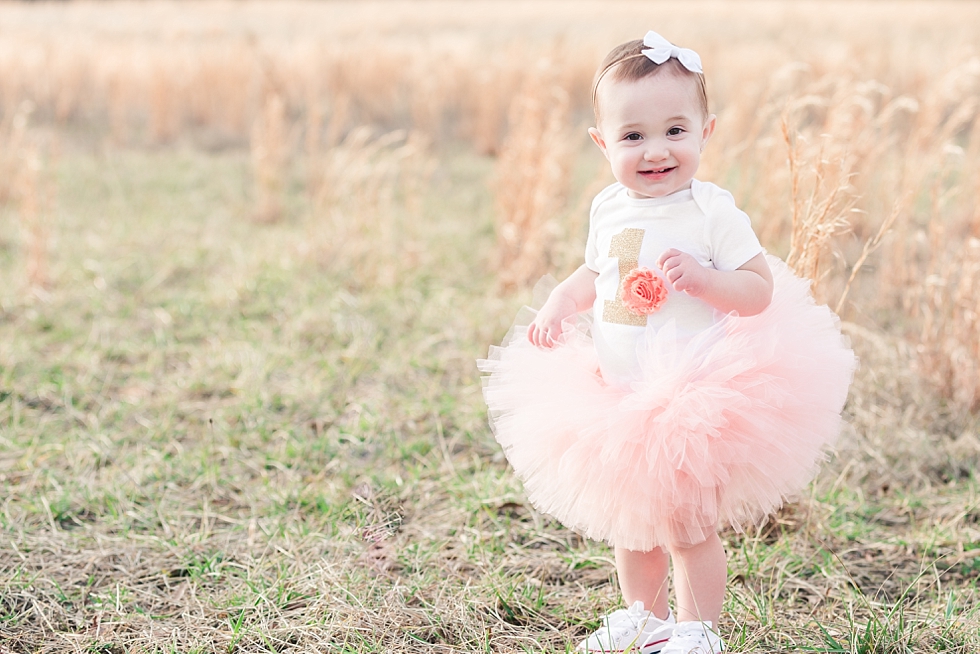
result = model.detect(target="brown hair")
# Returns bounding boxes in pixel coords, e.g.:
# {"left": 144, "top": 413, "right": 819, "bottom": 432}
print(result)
{"left": 592, "top": 39, "right": 709, "bottom": 124}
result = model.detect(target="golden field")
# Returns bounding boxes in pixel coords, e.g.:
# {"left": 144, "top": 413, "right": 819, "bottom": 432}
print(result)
{"left": 1, "top": 1, "right": 980, "bottom": 652}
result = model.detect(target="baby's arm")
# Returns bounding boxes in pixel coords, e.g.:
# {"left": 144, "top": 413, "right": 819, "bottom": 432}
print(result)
{"left": 658, "top": 250, "right": 773, "bottom": 316}
{"left": 527, "top": 264, "right": 598, "bottom": 348}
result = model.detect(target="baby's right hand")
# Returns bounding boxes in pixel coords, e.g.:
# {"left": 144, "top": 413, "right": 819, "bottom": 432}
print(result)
{"left": 524, "top": 264, "right": 598, "bottom": 349}
{"left": 527, "top": 295, "right": 577, "bottom": 349}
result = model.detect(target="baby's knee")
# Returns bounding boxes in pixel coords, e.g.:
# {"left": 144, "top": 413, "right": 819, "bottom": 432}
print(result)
{"left": 665, "top": 530, "right": 721, "bottom": 556}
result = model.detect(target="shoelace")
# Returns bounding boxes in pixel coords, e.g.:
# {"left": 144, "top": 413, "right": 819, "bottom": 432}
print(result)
{"left": 662, "top": 623, "right": 721, "bottom": 654}
{"left": 592, "top": 602, "right": 653, "bottom": 643}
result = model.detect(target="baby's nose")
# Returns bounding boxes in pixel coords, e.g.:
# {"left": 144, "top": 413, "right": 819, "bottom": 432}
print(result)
{"left": 644, "top": 144, "right": 669, "bottom": 161}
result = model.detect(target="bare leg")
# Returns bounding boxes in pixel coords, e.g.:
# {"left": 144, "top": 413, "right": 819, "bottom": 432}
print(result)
{"left": 668, "top": 532, "right": 727, "bottom": 625}
{"left": 614, "top": 546, "right": 671, "bottom": 619}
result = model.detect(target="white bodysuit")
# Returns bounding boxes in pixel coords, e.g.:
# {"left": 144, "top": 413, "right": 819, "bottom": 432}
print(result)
{"left": 585, "top": 180, "right": 764, "bottom": 386}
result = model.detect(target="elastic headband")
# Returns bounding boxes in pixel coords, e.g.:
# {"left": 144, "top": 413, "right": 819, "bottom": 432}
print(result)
{"left": 592, "top": 31, "right": 704, "bottom": 109}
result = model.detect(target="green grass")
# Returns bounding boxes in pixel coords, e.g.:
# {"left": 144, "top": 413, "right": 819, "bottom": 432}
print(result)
{"left": 0, "top": 143, "right": 978, "bottom": 652}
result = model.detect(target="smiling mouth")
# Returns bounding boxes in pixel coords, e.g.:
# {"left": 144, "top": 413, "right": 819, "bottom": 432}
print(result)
{"left": 640, "top": 166, "right": 675, "bottom": 176}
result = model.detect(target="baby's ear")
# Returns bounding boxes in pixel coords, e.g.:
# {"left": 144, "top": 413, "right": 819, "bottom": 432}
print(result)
{"left": 700, "top": 114, "right": 717, "bottom": 148}
{"left": 588, "top": 127, "right": 610, "bottom": 160}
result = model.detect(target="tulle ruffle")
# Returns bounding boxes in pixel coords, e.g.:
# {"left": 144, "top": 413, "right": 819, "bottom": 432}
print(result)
{"left": 478, "top": 255, "right": 856, "bottom": 550}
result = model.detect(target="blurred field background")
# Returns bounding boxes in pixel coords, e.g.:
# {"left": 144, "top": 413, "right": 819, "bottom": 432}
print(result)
{"left": 2, "top": 1, "right": 980, "bottom": 652}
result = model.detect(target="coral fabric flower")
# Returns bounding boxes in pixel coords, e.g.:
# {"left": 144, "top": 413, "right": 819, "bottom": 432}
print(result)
{"left": 622, "top": 267, "right": 668, "bottom": 315}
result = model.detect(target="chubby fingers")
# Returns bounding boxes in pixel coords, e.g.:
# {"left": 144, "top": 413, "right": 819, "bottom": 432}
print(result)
{"left": 527, "top": 323, "right": 546, "bottom": 348}
{"left": 527, "top": 322, "right": 556, "bottom": 349}
{"left": 657, "top": 248, "right": 684, "bottom": 270}
{"left": 664, "top": 266, "right": 689, "bottom": 289}
{"left": 526, "top": 323, "right": 537, "bottom": 345}
{"left": 658, "top": 248, "right": 690, "bottom": 288}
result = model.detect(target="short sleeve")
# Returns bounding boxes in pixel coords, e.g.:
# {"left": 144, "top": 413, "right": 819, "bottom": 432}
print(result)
{"left": 695, "top": 182, "right": 763, "bottom": 271}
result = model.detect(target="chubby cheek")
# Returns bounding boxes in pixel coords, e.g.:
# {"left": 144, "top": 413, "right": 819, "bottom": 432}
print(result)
{"left": 612, "top": 152, "right": 639, "bottom": 177}
{"left": 681, "top": 148, "right": 701, "bottom": 171}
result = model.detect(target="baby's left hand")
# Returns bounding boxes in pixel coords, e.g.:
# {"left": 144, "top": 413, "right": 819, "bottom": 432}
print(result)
{"left": 658, "top": 248, "right": 710, "bottom": 297}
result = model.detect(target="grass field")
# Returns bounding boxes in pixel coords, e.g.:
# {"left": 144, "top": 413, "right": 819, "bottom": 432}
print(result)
{"left": 2, "top": 2, "right": 980, "bottom": 652}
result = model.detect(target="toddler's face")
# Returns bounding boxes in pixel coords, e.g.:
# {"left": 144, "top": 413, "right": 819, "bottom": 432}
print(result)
{"left": 589, "top": 72, "right": 715, "bottom": 199}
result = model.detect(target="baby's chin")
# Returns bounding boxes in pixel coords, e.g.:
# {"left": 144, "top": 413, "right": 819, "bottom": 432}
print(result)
{"left": 623, "top": 174, "right": 693, "bottom": 199}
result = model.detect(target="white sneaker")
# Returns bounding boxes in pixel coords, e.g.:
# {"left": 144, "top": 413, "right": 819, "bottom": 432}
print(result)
{"left": 576, "top": 601, "right": 675, "bottom": 653}
{"left": 660, "top": 621, "right": 725, "bottom": 654}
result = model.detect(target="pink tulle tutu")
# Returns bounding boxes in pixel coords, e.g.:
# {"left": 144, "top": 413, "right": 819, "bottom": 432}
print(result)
{"left": 478, "top": 256, "right": 856, "bottom": 550}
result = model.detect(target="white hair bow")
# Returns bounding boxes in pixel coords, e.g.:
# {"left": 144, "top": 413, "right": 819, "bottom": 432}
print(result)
{"left": 641, "top": 31, "right": 703, "bottom": 74}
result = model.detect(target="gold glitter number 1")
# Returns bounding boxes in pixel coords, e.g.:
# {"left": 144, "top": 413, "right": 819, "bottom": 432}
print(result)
{"left": 602, "top": 227, "right": 647, "bottom": 326}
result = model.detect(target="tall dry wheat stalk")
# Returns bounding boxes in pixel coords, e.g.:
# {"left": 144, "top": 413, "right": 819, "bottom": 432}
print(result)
{"left": 1, "top": 101, "right": 53, "bottom": 291}
{"left": 0, "top": 100, "right": 32, "bottom": 205}
{"left": 251, "top": 92, "right": 288, "bottom": 223}
{"left": 492, "top": 62, "right": 572, "bottom": 291}
{"left": 308, "top": 126, "right": 432, "bottom": 286}
{"left": 17, "top": 142, "right": 49, "bottom": 290}
{"left": 781, "top": 119, "right": 857, "bottom": 295}
{"left": 916, "top": 237, "right": 980, "bottom": 410}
